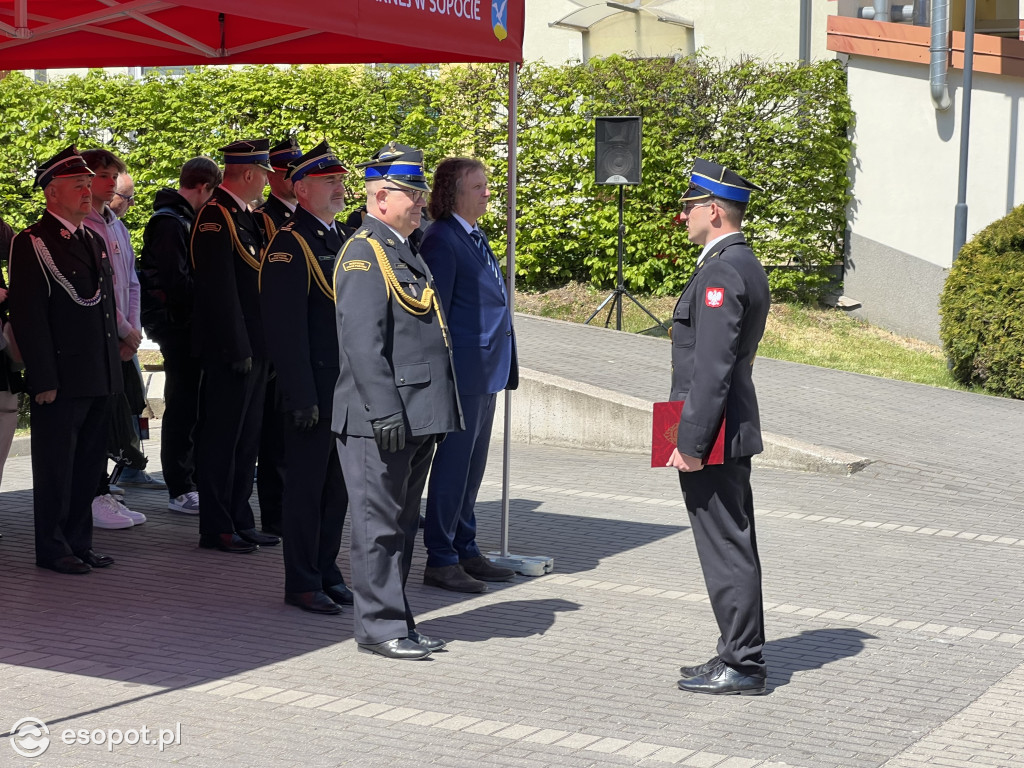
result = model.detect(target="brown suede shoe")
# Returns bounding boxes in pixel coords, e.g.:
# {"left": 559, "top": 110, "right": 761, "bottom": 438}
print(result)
{"left": 460, "top": 555, "right": 516, "bottom": 582}
{"left": 423, "top": 564, "right": 488, "bottom": 593}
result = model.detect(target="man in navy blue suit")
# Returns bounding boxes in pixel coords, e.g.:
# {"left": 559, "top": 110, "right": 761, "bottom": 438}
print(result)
{"left": 420, "top": 157, "right": 519, "bottom": 593}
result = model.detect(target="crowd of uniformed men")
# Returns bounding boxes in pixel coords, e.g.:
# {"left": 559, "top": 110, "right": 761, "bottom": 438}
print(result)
{"left": 3, "top": 137, "right": 520, "bottom": 660}
{"left": 3, "top": 137, "right": 775, "bottom": 688}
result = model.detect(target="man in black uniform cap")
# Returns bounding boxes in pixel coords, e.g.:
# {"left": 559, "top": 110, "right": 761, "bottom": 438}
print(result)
{"left": 333, "top": 142, "right": 463, "bottom": 659}
{"left": 260, "top": 141, "right": 354, "bottom": 615}
{"left": 9, "top": 145, "right": 122, "bottom": 574}
{"left": 668, "top": 158, "right": 771, "bottom": 695}
{"left": 253, "top": 137, "right": 303, "bottom": 537}
{"left": 190, "top": 139, "right": 280, "bottom": 554}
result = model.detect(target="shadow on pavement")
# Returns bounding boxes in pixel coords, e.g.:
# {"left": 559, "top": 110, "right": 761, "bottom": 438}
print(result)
{"left": 420, "top": 598, "right": 580, "bottom": 642}
{"left": 766, "top": 627, "right": 877, "bottom": 690}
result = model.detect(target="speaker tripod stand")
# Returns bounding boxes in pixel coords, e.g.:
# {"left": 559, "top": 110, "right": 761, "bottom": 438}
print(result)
{"left": 585, "top": 185, "right": 668, "bottom": 333}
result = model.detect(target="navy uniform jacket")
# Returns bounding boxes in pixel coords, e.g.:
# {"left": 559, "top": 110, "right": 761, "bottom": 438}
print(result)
{"left": 331, "top": 215, "right": 463, "bottom": 438}
{"left": 9, "top": 212, "right": 122, "bottom": 398}
{"left": 419, "top": 215, "right": 518, "bottom": 396}
{"left": 260, "top": 206, "right": 351, "bottom": 415}
{"left": 255, "top": 194, "right": 295, "bottom": 244}
{"left": 190, "top": 187, "right": 266, "bottom": 363}
{"left": 670, "top": 232, "right": 770, "bottom": 460}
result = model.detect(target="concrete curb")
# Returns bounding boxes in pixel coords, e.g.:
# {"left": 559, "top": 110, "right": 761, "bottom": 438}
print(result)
{"left": 496, "top": 368, "right": 871, "bottom": 476}
{"left": 89, "top": 368, "right": 870, "bottom": 476}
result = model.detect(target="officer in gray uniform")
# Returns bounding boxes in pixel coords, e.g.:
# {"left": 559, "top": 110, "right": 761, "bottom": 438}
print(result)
{"left": 260, "top": 141, "right": 354, "bottom": 615}
{"left": 668, "top": 158, "right": 771, "bottom": 696}
{"left": 333, "top": 143, "right": 463, "bottom": 660}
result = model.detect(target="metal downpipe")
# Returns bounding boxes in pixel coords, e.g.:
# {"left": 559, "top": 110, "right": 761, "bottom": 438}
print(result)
{"left": 930, "top": 0, "right": 952, "bottom": 110}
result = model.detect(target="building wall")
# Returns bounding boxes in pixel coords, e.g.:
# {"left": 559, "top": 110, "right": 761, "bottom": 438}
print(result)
{"left": 524, "top": 0, "right": 835, "bottom": 64}
{"left": 844, "top": 56, "right": 1024, "bottom": 342}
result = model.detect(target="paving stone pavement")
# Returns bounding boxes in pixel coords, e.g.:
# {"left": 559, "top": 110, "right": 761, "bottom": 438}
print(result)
{"left": 1, "top": 315, "right": 1022, "bottom": 767}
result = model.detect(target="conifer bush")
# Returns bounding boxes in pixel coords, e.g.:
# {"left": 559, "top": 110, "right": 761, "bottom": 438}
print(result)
{"left": 940, "top": 206, "right": 1024, "bottom": 398}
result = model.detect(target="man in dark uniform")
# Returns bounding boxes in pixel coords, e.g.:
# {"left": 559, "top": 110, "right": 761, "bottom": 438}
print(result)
{"left": 668, "top": 158, "right": 771, "bottom": 695}
{"left": 260, "top": 141, "right": 354, "bottom": 615}
{"left": 9, "top": 146, "right": 122, "bottom": 574}
{"left": 253, "top": 137, "right": 302, "bottom": 537}
{"left": 190, "top": 139, "right": 280, "bottom": 554}
{"left": 333, "top": 143, "right": 463, "bottom": 660}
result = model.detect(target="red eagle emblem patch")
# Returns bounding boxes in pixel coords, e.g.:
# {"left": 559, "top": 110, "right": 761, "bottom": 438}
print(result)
{"left": 705, "top": 287, "right": 725, "bottom": 308}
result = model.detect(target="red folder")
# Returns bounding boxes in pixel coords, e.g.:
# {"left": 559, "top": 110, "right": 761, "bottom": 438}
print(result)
{"left": 651, "top": 400, "right": 725, "bottom": 467}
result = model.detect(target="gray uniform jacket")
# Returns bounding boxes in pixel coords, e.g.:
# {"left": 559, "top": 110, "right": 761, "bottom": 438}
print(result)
{"left": 331, "top": 215, "right": 463, "bottom": 438}
{"left": 670, "top": 232, "right": 770, "bottom": 460}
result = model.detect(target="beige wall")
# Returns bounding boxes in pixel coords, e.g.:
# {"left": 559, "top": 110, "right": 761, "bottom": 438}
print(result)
{"left": 848, "top": 57, "right": 1024, "bottom": 269}
{"left": 526, "top": 0, "right": 835, "bottom": 64}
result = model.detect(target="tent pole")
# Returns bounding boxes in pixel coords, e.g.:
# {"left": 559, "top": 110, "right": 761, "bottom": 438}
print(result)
{"left": 492, "top": 62, "right": 553, "bottom": 578}
{"left": 499, "top": 61, "right": 518, "bottom": 559}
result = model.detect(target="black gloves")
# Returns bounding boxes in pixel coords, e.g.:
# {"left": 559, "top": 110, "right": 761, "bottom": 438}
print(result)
{"left": 291, "top": 405, "right": 319, "bottom": 431}
{"left": 371, "top": 412, "right": 406, "bottom": 453}
{"left": 231, "top": 356, "right": 253, "bottom": 375}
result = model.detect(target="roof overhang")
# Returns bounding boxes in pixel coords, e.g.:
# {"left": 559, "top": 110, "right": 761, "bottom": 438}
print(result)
{"left": 550, "top": 1, "right": 692, "bottom": 34}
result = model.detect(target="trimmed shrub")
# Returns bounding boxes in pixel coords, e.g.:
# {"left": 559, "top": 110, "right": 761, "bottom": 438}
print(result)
{"left": 940, "top": 205, "right": 1024, "bottom": 398}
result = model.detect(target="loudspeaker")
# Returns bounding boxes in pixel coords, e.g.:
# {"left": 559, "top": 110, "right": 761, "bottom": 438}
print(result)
{"left": 595, "top": 116, "right": 641, "bottom": 185}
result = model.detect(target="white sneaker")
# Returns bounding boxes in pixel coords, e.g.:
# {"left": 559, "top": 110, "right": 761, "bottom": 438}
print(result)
{"left": 168, "top": 492, "right": 200, "bottom": 515}
{"left": 92, "top": 494, "right": 134, "bottom": 529}
{"left": 112, "top": 496, "right": 146, "bottom": 525}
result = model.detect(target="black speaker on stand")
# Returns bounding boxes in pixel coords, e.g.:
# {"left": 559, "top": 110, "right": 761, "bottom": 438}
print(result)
{"left": 586, "top": 116, "right": 666, "bottom": 333}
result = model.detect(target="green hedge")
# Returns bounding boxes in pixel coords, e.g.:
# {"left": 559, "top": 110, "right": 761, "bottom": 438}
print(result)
{"left": 0, "top": 56, "right": 852, "bottom": 300}
{"left": 940, "top": 206, "right": 1024, "bottom": 398}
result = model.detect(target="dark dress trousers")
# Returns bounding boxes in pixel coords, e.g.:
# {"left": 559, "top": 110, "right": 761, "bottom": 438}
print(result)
{"left": 670, "top": 231, "right": 771, "bottom": 677}
{"left": 139, "top": 188, "right": 200, "bottom": 498}
{"left": 260, "top": 206, "right": 351, "bottom": 593}
{"left": 419, "top": 216, "right": 518, "bottom": 568}
{"left": 332, "top": 215, "right": 463, "bottom": 645}
{"left": 9, "top": 213, "right": 122, "bottom": 565}
{"left": 253, "top": 195, "right": 294, "bottom": 531}
{"left": 191, "top": 187, "right": 268, "bottom": 536}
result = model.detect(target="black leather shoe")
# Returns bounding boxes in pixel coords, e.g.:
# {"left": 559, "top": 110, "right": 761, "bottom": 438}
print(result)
{"left": 285, "top": 591, "right": 342, "bottom": 615}
{"left": 77, "top": 550, "right": 114, "bottom": 568}
{"left": 460, "top": 555, "right": 515, "bottom": 582}
{"left": 261, "top": 523, "right": 283, "bottom": 537}
{"left": 680, "top": 656, "right": 721, "bottom": 678}
{"left": 323, "top": 582, "right": 354, "bottom": 606}
{"left": 237, "top": 528, "right": 281, "bottom": 547}
{"left": 40, "top": 555, "right": 91, "bottom": 575}
{"left": 678, "top": 661, "right": 767, "bottom": 695}
{"left": 199, "top": 533, "right": 258, "bottom": 553}
{"left": 358, "top": 638, "right": 432, "bottom": 660}
{"left": 423, "top": 564, "right": 487, "bottom": 593}
{"left": 409, "top": 630, "right": 447, "bottom": 651}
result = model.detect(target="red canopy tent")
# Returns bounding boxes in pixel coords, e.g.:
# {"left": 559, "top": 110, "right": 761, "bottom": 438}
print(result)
{"left": 0, "top": 0, "right": 529, "bottom": 561}
{"left": 0, "top": 0, "right": 522, "bottom": 67}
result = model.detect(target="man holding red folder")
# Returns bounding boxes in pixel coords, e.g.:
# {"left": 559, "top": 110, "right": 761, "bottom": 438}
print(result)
{"left": 668, "top": 158, "right": 771, "bottom": 695}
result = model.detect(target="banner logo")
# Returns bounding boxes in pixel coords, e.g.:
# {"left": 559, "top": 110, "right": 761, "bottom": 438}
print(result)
{"left": 492, "top": 0, "right": 508, "bottom": 40}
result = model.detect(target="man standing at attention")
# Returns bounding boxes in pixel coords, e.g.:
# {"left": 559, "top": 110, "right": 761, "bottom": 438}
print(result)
{"left": 139, "top": 157, "right": 222, "bottom": 516}
{"left": 190, "top": 140, "right": 279, "bottom": 554}
{"left": 333, "top": 143, "right": 462, "bottom": 659}
{"left": 261, "top": 140, "right": 354, "bottom": 615}
{"left": 10, "top": 146, "right": 122, "bottom": 574}
{"left": 419, "top": 157, "right": 518, "bottom": 593}
{"left": 252, "top": 137, "right": 301, "bottom": 537}
{"left": 669, "top": 158, "right": 771, "bottom": 696}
